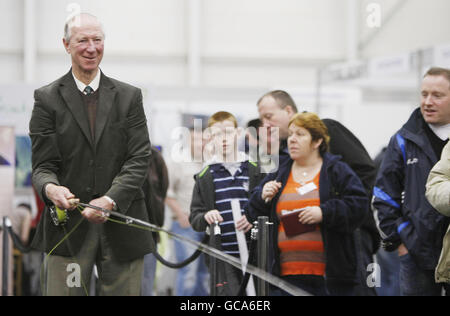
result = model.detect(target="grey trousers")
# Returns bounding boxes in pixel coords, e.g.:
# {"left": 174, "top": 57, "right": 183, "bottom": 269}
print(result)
{"left": 44, "top": 223, "right": 143, "bottom": 296}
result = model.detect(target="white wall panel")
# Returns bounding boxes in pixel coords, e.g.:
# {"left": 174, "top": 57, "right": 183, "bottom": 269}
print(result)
{"left": 202, "top": 63, "right": 317, "bottom": 88}
{"left": 343, "top": 102, "right": 413, "bottom": 158}
{"left": 0, "top": 56, "right": 23, "bottom": 84}
{"left": 0, "top": 0, "right": 23, "bottom": 51}
{"left": 360, "top": 0, "right": 450, "bottom": 58}
{"left": 36, "top": 0, "right": 186, "bottom": 55}
{"left": 203, "top": 0, "right": 346, "bottom": 59}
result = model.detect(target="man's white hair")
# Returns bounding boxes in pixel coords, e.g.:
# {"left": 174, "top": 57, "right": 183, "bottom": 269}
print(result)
{"left": 64, "top": 12, "right": 105, "bottom": 42}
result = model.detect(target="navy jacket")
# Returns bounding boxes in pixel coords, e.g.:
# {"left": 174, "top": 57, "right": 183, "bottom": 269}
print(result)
{"left": 248, "top": 152, "right": 369, "bottom": 285}
{"left": 372, "top": 108, "right": 449, "bottom": 270}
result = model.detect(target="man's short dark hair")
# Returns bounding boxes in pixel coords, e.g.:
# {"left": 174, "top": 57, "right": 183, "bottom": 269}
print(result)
{"left": 425, "top": 67, "right": 450, "bottom": 88}
{"left": 257, "top": 90, "right": 298, "bottom": 113}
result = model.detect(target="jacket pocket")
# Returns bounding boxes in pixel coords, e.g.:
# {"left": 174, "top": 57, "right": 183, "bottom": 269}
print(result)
{"left": 133, "top": 188, "right": 145, "bottom": 201}
{"left": 398, "top": 220, "right": 436, "bottom": 269}
{"left": 324, "top": 231, "right": 357, "bottom": 281}
{"left": 398, "top": 220, "right": 418, "bottom": 252}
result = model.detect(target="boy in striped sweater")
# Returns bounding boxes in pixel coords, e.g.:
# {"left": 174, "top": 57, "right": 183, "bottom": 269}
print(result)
{"left": 189, "top": 111, "right": 264, "bottom": 295}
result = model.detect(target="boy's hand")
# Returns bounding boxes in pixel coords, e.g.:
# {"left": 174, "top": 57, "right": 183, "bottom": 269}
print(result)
{"left": 236, "top": 215, "right": 253, "bottom": 233}
{"left": 204, "top": 210, "right": 223, "bottom": 225}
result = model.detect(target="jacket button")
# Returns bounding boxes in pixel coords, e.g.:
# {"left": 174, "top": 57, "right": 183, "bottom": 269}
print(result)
{"left": 86, "top": 187, "right": 92, "bottom": 193}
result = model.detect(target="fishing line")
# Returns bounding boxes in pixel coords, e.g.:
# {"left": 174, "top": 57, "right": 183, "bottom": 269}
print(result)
{"left": 40, "top": 205, "right": 89, "bottom": 296}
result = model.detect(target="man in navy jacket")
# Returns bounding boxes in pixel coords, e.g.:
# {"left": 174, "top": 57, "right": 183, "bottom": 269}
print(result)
{"left": 373, "top": 67, "right": 450, "bottom": 296}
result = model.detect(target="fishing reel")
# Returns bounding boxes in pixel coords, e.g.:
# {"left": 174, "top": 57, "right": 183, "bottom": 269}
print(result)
{"left": 49, "top": 205, "right": 69, "bottom": 226}
{"left": 251, "top": 221, "right": 258, "bottom": 241}
{"left": 251, "top": 219, "right": 272, "bottom": 241}
{"left": 206, "top": 221, "right": 222, "bottom": 236}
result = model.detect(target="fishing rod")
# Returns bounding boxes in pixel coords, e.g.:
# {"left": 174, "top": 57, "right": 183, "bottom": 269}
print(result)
{"left": 69, "top": 201, "right": 311, "bottom": 296}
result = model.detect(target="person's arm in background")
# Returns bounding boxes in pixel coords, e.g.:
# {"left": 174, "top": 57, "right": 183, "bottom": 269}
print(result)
{"left": 143, "top": 147, "right": 169, "bottom": 227}
{"left": 166, "top": 197, "right": 191, "bottom": 228}
{"left": 372, "top": 134, "right": 408, "bottom": 255}
{"left": 165, "top": 162, "right": 191, "bottom": 228}
{"left": 20, "top": 211, "right": 32, "bottom": 245}
{"left": 426, "top": 142, "right": 450, "bottom": 217}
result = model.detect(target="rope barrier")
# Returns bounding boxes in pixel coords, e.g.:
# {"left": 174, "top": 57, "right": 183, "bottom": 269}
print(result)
{"left": 4, "top": 221, "right": 33, "bottom": 254}
{"left": 152, "top": 236, "right": 206, "bottom": 269}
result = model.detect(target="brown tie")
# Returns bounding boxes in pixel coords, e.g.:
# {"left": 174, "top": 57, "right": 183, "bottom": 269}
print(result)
{"left": 82, "top": 86, "right": 97, "bottom": 140}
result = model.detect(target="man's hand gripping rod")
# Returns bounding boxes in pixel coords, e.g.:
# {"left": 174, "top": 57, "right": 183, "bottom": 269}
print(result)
{"left": 69, "top": 199, "right": 150, "bottom": 228}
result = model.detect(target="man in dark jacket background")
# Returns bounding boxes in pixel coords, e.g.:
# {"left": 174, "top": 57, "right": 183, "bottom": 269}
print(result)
{"left": 373, "top": 67, "right": 450, "bottom": 296}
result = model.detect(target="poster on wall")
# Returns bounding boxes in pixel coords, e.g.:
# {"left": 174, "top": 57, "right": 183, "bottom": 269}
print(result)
{"left": 15, "top": 136, "right": 32, "bottom": 188}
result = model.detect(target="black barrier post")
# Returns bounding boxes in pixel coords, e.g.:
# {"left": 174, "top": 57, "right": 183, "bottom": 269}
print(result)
{"left": 256, "top": 216, "right": 271, "bottom": 296}
{"left": 209, "top": 222, "right": 220, "bottom": 296}
{"left": 2, "top": 217, "right": 9, "bottom": 296}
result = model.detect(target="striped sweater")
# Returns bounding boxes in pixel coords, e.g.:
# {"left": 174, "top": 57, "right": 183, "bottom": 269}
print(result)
{"left": 276, "top": 171, "right": 325, "bottom": 276}
{"left": 210, "top": 161, "right": 250, "bottom": 257}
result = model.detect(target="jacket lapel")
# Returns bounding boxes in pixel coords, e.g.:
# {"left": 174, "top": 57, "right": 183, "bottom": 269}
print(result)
{"left": 95, "top": 73, "right": 116, "bottom": 149}
{"left": 59, "top": 71, "right": 93, "bottom": 147}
